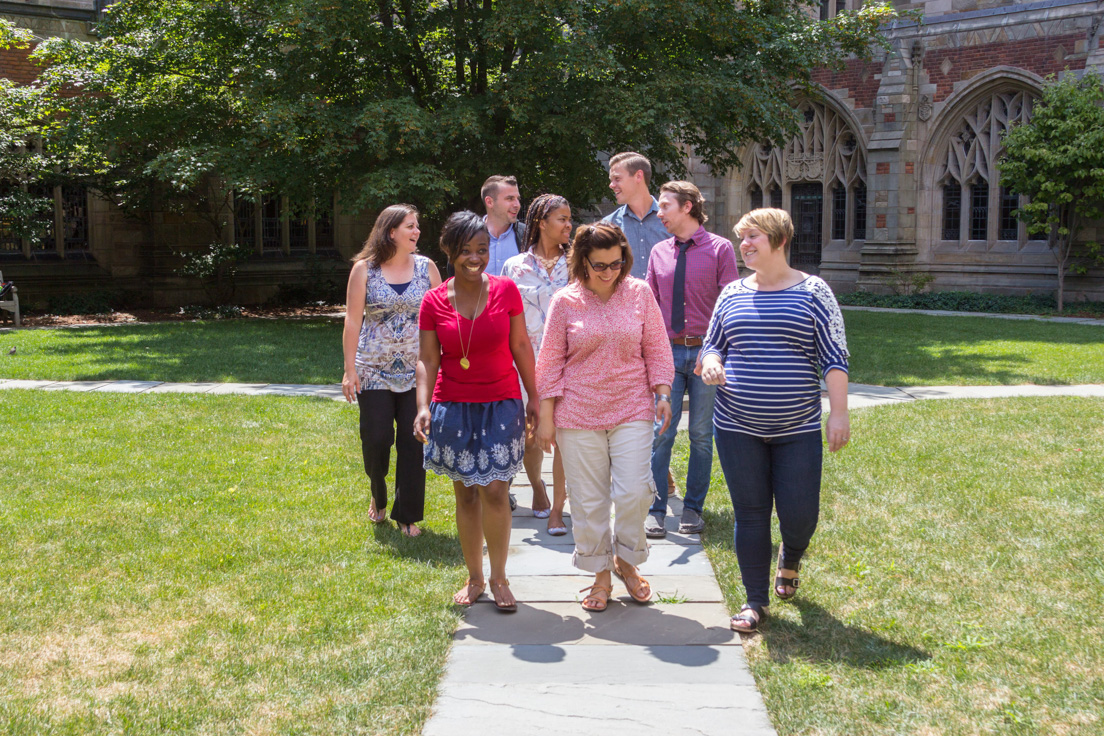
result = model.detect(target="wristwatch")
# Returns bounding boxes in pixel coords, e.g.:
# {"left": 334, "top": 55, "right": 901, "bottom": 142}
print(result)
{"left": 655, "top": 394, "right": 671, "bottom": 403}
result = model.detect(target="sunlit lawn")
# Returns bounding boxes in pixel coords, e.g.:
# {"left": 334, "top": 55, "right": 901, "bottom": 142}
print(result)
{"left": 2, "top": 311, "right": 1103, "bottom": 386}
{"left": 677, "top": 396, "right": 1104, "bottom": 735}
{"left": 0, "top": 390, "right": 463, "bottom": 735}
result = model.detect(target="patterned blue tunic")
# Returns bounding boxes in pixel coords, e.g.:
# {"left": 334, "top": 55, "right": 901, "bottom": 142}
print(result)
{"left": 355, "top": 254, "right": 432, "bottom": 392}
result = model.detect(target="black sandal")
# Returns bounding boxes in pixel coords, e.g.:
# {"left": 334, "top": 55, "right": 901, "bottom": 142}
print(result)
{"left": 730, "top": 603, "right": 767, "bottom": 632}
{"left": 774, "top": 550, "right": 800, "bottom": 601}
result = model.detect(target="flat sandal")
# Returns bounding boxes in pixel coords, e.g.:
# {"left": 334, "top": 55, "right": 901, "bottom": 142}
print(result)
{"left": 579, "top": 583, "right": 613, "bottom": 612}
{"left": 774, "top": 549, "right": 800, "bottom": 600}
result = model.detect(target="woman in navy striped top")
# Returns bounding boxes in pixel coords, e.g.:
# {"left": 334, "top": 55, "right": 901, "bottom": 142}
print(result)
{"left": 700, "top": 208, "right": 850, "bottom": 633}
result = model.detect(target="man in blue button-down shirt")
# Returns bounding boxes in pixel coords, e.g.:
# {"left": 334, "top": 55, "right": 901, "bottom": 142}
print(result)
{"left": 601, "top": 152, "right": 670, "bottom": 279}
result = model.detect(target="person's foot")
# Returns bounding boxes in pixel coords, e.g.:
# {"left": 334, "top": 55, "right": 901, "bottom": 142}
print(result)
{"left": 368, "top": 504, "right": 387, "bottom": 523}
{"left": 579, "top": 582, "right": 612, "bottom": 612}
{"left": 489, "top": 578, "right": 517, "bottom": 612}
{"left": 644, "top": 512, "right": 666, "bottom": 539}
{"left": 774, "top": 550, "right": 800, "bottom": 600}
{"left": 508, "top": 493, "right": 518, "bottom": 512}
{"left": 396, "top": 522, "right": 422, "bottom": 537}
{"left": 532, "top": 480, "right": 551, "bottom": 518}
{"left": 547, "top": 511, "right": 567, "bottom": 536}
{"left": 612, "top": 558, "right": 652, "bottom": 603}
{"left": 678, "top": 508, "right": 704, "bottom": 535}
{"left": 453, "top": 578, "right": 485, "bottom": 606}
{"left": 730, "top": 603, "right": 767, "bottom": 633}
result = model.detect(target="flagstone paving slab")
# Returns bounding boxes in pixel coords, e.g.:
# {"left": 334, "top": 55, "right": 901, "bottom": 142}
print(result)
{"left": 40, "top": 381, "right": 111, "bottom": 392}
{"left": 490, "top": 575, "right": 724, "bottom": 603}
{"left": 146, "top": 382, "right": 218, "bottom": 393}
{"left": 92, "top": 380, "right": 162, "bottom": 393}
{"left": 454, "top": 602, "right": 737, "bottom": 647}
{"left": 491, "top": 541, "right": 714, "bottom": 577}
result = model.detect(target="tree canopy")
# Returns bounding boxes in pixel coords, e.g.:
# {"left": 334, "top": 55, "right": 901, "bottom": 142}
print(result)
{"left": 25, "top": 0, "right": 897, "bottom": 224}
{"left": 1000, "top": 72, "right": 1104, "bottom": 311}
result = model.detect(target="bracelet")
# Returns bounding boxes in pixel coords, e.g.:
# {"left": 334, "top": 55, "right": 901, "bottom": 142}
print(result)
{"left": 655, "top": 394, "right": 671, "bottom": 403}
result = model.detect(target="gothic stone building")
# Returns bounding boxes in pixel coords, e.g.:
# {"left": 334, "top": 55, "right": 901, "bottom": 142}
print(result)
{"left": 0, "top": 1, "right": 371, "bottom": 308}
{"left": 691, "top": 0, "right": 1104, "bottom": 301}
{"left": 4, "top": 0, "right": 1104, "bottom": 306}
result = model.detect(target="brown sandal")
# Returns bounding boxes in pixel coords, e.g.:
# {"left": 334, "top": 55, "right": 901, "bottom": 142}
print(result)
{"left": 613, "top": 562, "right": 652, "bottom": 603}
{"left": 488, "top": 579, "right": 518, "bottom": 613}
{"left": 579, "top": 583, "right": 613, "bottom": 612}
{"left": 453, "top": 579, "right": 485, "bottom": 606}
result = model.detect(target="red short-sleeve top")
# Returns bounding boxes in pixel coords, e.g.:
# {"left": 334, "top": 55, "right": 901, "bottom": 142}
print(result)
{"left": 419, "top": 275, "right": 524, "bottom": 403}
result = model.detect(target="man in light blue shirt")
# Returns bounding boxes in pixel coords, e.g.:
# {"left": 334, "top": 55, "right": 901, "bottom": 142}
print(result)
{"left": 601, "top": 152, "right": 669, "bottom": 279}
{"left": 482, "top": 175, "right": 526, "bottom": 278}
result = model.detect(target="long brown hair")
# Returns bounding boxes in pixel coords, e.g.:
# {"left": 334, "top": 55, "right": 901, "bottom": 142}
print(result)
{"left": 353, "top": 204, "right": 418, "bottom": 265}
{"left": 522, "top": 193, "right": 571, "bottom": 252}
{"left": 568, "top": 223, "right": 633, "bottom": 287}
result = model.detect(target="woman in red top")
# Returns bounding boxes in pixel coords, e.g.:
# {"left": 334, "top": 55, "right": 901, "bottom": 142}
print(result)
{"left": 415, "top": 211, "right": 539, "bottom": 612}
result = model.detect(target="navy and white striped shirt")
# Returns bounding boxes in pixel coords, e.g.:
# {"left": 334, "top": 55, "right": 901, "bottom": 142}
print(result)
{"left": 702, "top": 276, "right": 849, "bottom": 438}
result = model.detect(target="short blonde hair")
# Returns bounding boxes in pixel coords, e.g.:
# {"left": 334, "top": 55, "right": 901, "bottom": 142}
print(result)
{"left": 734, "top": 208, "right": 793, "bottom": 255}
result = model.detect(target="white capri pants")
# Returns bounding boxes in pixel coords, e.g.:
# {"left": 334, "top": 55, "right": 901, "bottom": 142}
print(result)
{"left": 556, "top": 420, "right": 655, "bottom": 573}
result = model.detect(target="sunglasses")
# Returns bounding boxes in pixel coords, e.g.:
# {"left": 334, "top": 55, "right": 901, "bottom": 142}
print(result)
{"left": 587, "top": 258, "right": 624, "bottom": 272}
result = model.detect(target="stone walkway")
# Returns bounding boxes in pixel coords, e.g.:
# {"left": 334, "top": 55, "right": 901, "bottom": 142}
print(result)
{"left": 5, "top": 378, "right": 1103, "bottom": 734}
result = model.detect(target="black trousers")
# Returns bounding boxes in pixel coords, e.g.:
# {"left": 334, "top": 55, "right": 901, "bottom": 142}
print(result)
{"left": 357, "top": 387, "right": 425, "bottom": 524}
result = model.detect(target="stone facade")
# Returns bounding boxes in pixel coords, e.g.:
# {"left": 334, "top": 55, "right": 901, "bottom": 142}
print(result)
{"left": 1, "top": 1, "right": 370, "bottom": 308}
{"left": 694, "top": 0, "right": 1104, "bottom": 301}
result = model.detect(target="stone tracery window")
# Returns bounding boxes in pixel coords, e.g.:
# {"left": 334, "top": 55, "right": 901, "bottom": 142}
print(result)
{"left": 937, "top": 89, "right": 1035, "bottom": 245}
{"left": 746, "top": 101, "right": 867, "bottom": 244}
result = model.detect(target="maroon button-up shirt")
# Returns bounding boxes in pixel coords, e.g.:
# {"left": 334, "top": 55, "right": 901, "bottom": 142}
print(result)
{"left": 645, "top": 225, "right": 740, "bottom": 339}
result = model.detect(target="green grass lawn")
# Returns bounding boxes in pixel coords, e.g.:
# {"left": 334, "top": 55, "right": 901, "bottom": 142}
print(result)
{"left": 0, "top": 320, "right": 343, "bottom": 384}
{"left": 0, "top": 390, "right": 463, "bottom": 735}
{"left": 845, "top": 310, "right": 1104, "bottom": 386}
{"left": 679, "top": 396, "right": 1104, "bottom": 735}
{"left": 2, "top": 311, "right": 1103, "bottom": 386}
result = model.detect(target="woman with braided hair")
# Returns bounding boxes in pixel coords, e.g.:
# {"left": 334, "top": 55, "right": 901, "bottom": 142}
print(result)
{"left": 501, "top": 193, "right": 572, "bottom": 536}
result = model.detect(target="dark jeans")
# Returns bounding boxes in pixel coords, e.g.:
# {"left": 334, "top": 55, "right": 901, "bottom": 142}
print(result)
{"left": 715, "top": 428, "right": 822, "bottom": 609}
{"left": 357, "top": 387, "right": 425, "bottom": 524}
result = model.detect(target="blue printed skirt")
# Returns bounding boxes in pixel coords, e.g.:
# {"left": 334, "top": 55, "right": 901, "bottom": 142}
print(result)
{"left": 424, "top": 399, "right": 525, "bottom": 486}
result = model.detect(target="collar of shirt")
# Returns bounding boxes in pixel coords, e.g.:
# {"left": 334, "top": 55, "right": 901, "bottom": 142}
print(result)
{"left": 673, "top": 225, "right": 709, "bottom": 251}
{"left": 622, "top": 197, "right": 659, "bottom": 223}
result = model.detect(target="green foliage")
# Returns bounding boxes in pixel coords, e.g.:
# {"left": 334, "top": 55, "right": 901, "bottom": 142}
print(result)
{"left": 0, "top": 21, "right": 57, "bottom": 240}
{"left": 27, "top": 0, "right": 898, "bottom": 224}
{"left": 1000, "top": 72, "right": 1104, "bottom": 311}
{"left": 836, "top": 290, "right": 1094, "bottom": 315}
{"left": 175, "top": 242, "right": 255, "bottom": 304}
{"left": 47, "top": 290, "right": 125, "bottom": 315}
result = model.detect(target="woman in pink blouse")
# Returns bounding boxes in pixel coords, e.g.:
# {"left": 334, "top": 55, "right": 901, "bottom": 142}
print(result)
{"left": 536, "top": 223, "right": 674, "bottom": 612}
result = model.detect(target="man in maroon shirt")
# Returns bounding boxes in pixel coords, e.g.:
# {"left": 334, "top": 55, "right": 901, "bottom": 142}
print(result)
{"left": 644, "top": 181, "right": 740, "bottom": 537}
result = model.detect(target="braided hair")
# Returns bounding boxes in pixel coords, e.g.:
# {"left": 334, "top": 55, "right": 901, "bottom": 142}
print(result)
{"left": 522, "top": 193, "right": 571, "bottom": 252}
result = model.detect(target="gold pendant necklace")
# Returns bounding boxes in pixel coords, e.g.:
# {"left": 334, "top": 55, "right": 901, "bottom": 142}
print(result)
{"left": 455, "top": 276, "right": 485, "bottom": 370}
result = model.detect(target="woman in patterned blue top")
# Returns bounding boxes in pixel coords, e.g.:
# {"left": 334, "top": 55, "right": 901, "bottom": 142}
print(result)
{"left": 700, "top": 208, "right": 850, "bottom": 632}
{"left": 342, "top": 204, "right": 442, "bottom": 537}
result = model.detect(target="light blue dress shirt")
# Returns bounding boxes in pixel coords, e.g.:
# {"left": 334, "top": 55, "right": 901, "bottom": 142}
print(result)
{"left": 601, "top": 198, "right": 670, "bottom": 278}
{"left": 486, "top": 220, "right": 520, "bottom": 278}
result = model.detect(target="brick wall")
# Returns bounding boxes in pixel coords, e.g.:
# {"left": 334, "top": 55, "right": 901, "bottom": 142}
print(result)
{"left": 811, "top": 58, "right": 881, "bottom": 110}
{"left": 925, "top": 34, "right": 1091, "bottom": 102}
{"left": 0, "top": 44, "right": 44, "bottom": 85}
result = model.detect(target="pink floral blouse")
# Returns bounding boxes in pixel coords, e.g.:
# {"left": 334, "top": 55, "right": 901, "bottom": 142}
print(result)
{"left": 536, "top": 276, "right": 674, "bottom": 431}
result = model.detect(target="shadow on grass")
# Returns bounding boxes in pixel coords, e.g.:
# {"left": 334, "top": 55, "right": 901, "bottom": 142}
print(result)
{"left": 762, "top": 599, "right": 931, "bottom": 669}
{"left": 371, "top": 522, "right": 465, "bottom": 565}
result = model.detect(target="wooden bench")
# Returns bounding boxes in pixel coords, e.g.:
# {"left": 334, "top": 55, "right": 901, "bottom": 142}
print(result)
{"left": 0, "top": 270, "right": 20, "bottom": 328}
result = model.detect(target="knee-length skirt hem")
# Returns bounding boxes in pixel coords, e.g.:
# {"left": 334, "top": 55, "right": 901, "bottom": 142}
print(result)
{"left": 423, "top": 399, "right": 525, "bottom": 487}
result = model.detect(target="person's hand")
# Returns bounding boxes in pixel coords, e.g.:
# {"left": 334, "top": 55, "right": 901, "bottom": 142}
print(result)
{"left": 341, "top": 370, "right": 360, "bottom": 403}
{"left": 826, "top": 410, "right": 850, "bottom": 452}
{"left": 537, "top": 415, "right": 556, "bottom": 453}
{"left": 413, "top": 408, "right": 432, "bottom": 444}
{"left": 700, "top": 355, "right": 726, "bottom": 386}
{"left": 525, "top": 398, "right": 540, "bottom": 439}
{"left": 655, "top": 398, "right": 672, "bottom": 435}
{"left": 694, "top": 351, "right": 703, "bottom": 376}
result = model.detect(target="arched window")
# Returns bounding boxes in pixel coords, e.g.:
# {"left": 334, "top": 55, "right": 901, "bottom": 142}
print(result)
{"left": 770, "top": 186, "right": 783, "bottom": 209}
{"left": 853, "top": 181, "right": 867, "bottom": 241}
{"left": 937, "top": 89, "right": 1034, "bottom": 244}
{"left": 749, "top": 185, "right": 763, "bottom": 211}
{"left": 831, "top": 184, "right": 847, "bottom": 240}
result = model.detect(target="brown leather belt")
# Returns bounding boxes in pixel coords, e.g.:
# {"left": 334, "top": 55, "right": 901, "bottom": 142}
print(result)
{"left": 671, "top": 336, "right": 704, "bottom": 346}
